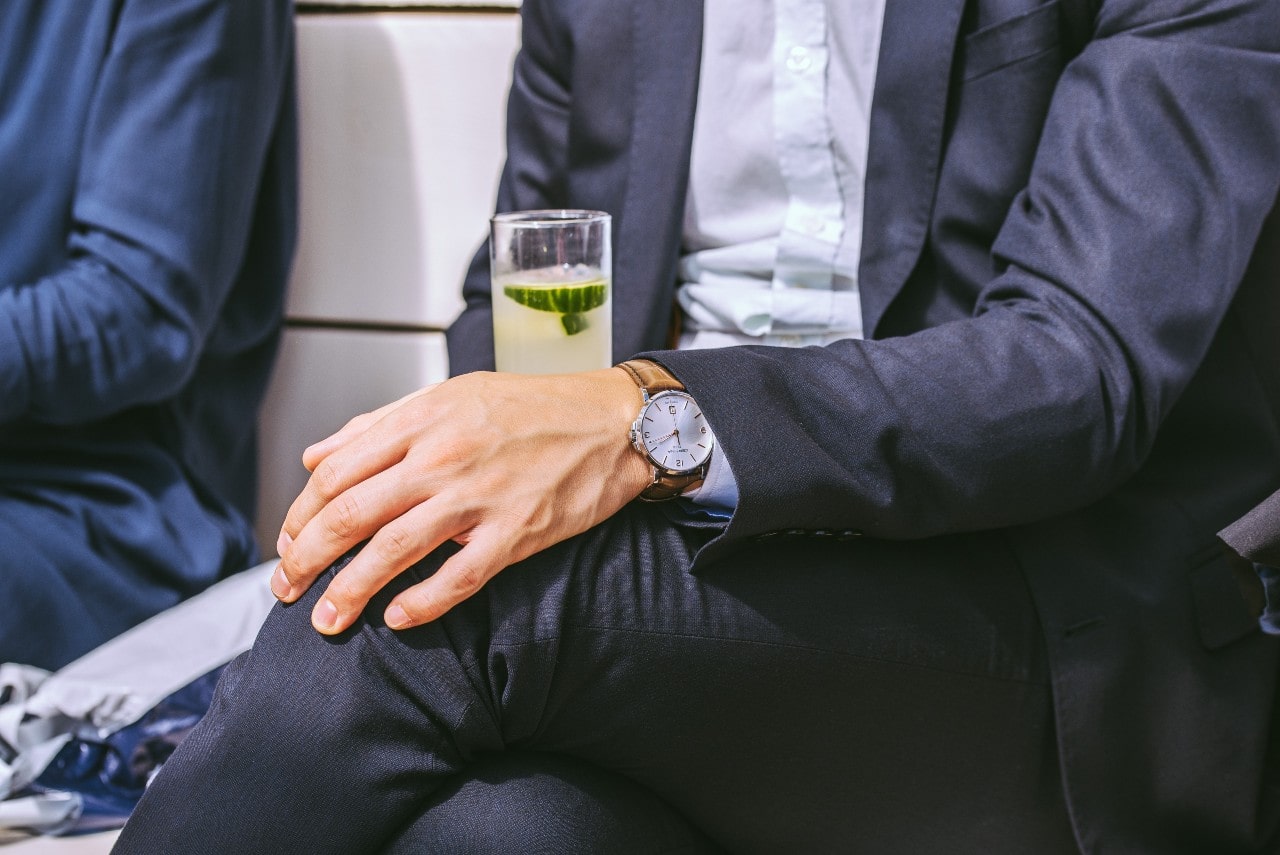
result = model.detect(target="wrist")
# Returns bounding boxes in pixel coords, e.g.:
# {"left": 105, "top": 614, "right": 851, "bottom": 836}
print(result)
{"left": 617, "top": 359, "right": 715, "bottom": 501}
{"left": 604, "top": 367, "right": 657, "bottom": 499}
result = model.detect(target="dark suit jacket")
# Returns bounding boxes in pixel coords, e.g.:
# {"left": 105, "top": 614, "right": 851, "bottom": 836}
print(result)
{"left": 448, "top": 0, "right": 1280, "bottom": 851}
{"left": 1224, "top": 489, "right": 1280, "bottom": 568}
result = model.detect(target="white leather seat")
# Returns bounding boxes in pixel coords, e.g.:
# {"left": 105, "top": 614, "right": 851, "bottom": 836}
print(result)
{"left": 254, "top": 4, "right": 520, "bottom": 555}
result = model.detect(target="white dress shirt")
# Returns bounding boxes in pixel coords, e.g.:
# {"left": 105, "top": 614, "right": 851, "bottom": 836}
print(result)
{"left": 681, "top": 0, "right": 886, "bottom": 511}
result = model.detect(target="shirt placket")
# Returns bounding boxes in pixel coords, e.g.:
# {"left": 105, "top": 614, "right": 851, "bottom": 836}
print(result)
{"left": 769, "top": 0, "right": 843, "bottom": 346}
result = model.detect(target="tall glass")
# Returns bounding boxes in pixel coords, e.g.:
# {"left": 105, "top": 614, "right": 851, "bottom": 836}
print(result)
{"left": 490, "top": 210, "right": 612, "bottom": 374}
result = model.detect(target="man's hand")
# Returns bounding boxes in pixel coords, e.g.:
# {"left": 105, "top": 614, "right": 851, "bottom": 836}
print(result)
{"left": 270, "top": 368, "right": 651, "bottom": 634}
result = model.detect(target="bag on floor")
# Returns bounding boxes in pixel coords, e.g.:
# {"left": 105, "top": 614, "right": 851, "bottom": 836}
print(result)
{"left": 0, "top": 562, "right": 276, "bottom": 836}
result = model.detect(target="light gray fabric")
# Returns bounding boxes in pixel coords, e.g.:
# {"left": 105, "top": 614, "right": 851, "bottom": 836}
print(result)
{"left": 0, "top": 561, "right": 277, "bottom": 833}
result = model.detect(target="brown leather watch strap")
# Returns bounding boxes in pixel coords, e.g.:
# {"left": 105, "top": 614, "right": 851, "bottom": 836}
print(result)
{"left": 638, "top": 471, "right": 705, "bottom": 501}
{"left": 617, "top": 358, "right": 685, "bottom": 394}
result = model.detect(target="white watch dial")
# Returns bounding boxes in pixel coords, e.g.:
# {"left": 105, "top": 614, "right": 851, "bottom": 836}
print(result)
{"left": 637, "top": 391, "right": 714, "bottom": 474}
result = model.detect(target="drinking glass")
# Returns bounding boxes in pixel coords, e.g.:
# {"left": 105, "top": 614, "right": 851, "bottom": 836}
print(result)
{"left": 490, "top": 210, "right": 612, "bottom": 374}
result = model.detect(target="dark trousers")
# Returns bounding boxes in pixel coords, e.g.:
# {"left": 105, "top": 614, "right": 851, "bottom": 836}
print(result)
{"left": 112, "top": 504, "right": 1078, "bottom": 854}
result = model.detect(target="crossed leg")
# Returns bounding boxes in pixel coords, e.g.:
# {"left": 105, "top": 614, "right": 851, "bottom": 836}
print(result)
{"left": 386, "top": 751, "right": 723, "bottom": 854}
{"left": 113, "top": 504, "right": 1077, "bottom": 853}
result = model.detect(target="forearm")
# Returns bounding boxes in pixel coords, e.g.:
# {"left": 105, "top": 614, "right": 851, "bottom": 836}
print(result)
{"left": 0, "top": 0, "right": 294, "bottom": 427}
{"left": 0, "top": 255, "right": 202, "bottom": 426}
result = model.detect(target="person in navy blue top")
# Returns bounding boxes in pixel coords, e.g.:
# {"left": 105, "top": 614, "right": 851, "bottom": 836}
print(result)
{"left": 0, "top": 0, "right": 297, "bottom": 670}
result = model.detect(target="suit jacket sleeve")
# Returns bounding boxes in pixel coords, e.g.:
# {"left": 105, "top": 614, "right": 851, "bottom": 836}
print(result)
{"left": 0, "top": 0, "right": 293, "bottom": 426}
{"left": 447, "top": 0, "right": 574, "bottom": 374}
{"left": 1221, "top": 489, "right": 1280, "bottom": 568}
{"left": 656, "top": 0, "right": 1280, "bottom": 547}
{"left": 451, "top": 0, "right": 1280, "bottom": 552}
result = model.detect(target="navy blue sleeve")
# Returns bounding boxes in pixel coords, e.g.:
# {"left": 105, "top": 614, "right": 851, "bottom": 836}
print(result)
{"left": 0, "top": 0, "right": 293, "bottom": 426}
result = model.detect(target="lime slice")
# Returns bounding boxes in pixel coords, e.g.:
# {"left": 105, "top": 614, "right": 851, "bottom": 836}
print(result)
{"left": 502, "top": 279, "right": 607, "bottom": 335}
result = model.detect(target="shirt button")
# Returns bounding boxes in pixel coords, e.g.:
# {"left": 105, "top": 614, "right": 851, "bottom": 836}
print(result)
{"left": 786, "top": 46, "right": 812, "bottom": 73}
{"left": 794, "top": 212, "right": 825, "bottom": 236}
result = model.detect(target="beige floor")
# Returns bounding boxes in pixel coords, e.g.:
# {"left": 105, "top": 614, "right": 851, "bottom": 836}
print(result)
{"left": 0, "top": 831, "right": 120, "bottom": 854}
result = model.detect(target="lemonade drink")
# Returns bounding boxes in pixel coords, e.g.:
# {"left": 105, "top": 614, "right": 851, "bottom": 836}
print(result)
{"left": 490, "top": 209, "right": 612, "bottom": 374}
{"left": 492, "top": 267, "right": 612, "bottom": 374}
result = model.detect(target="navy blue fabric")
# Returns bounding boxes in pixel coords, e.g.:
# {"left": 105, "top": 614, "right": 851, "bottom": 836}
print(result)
{"left": 440, "top": 0, "right": 1280, "bottom": 849}
{"left": 111, "top": 0, "right": 1280, "bottom": 851}
{"left": 0, "top": 0, "right": 297, "bottom": 669}
{"left": 25, "top": 666, "right": 226, "bottom": 835}
{"left": 115, "top": 507, "right": 1076, "bottom": 854}
{"left": 386, "top": 751, "right": 725, "bottom": 855}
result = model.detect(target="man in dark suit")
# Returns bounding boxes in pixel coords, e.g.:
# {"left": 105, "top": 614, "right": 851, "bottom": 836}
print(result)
{"left": 115, "top": 0, "right": 1280, "bottom": 852}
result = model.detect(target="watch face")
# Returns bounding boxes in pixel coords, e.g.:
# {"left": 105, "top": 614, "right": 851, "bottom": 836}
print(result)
{"left": 637, "top": 391, "right": 714, "bottom": 474}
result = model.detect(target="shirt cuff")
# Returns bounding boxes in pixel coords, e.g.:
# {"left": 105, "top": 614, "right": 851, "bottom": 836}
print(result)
{"left": 1257, "top": 563, "right": 1280, "bottom": 636}
{"left": 680, "top": 443, "right": 739, "bottom": 517}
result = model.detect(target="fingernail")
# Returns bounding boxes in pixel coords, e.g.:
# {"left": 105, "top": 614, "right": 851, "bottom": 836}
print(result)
{"left": 313, "top": 597, "right": 339, "bottom": 632}
{"left": 385, "top": 604, "right": 410, "bottom": 630}
{"left": 276, "top": 530, "right": 293, "bottom": 558}
{"left": 270, "top": 566, "right": 293, "bottom": 601}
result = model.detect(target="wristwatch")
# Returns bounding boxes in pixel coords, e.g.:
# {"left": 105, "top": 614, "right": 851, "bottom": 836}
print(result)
{"left": 618, "top": 358, "right": 715, "bottom": 501}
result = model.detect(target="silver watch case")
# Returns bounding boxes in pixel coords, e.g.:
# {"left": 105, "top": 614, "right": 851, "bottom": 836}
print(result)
{"left": 629, "top": 389, "right": 715, "bottom": 476}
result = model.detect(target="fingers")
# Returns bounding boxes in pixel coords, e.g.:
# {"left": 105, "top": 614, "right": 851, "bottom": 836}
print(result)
{"left": 299, "top": 410, "right": 380, "bottom": 474}
{"left": 382, "top": 535, "right": 507, "bottom": 630}
{"left": 278, "top": 420, "right": 410, "bottom": 559}
{"left": 278, "top": 386, "right": 440, "bottom": 559}
{"left": 300, "top": 386, "right": 436, "bottom": 473}
{"left": 273, "top": 457, "right": 428, "bottom": 604}
{"left": 307, "top": 498, "right": 466, "bottom": 634}
{"left": 265, "top": 369, "right": 642, "bottom": 635}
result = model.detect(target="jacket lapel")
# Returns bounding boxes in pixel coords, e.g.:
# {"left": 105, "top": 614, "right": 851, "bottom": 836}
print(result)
{"left": 615, "top": 0, "right": 704, "bottom": 357}
{"left": 859, "top": 0, "right": 967, "bottom": 337}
